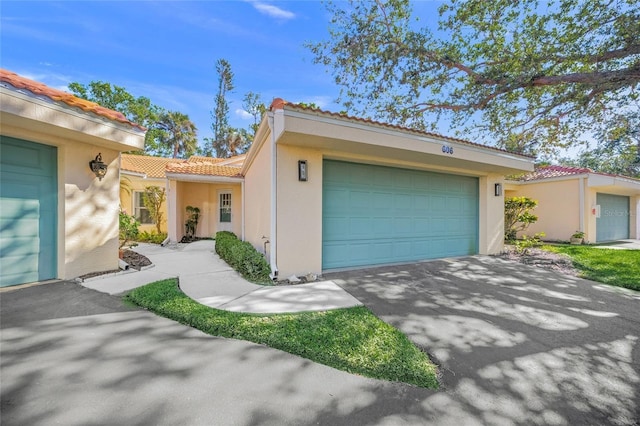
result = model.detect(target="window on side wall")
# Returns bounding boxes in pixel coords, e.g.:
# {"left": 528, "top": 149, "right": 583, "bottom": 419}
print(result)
{"left": 133, "top": 191, "right": 153, "bottom": 224}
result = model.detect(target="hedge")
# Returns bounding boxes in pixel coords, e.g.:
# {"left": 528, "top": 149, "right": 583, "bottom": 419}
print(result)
{"left": 215, "top": 231, "right": 272, "bottom": 284}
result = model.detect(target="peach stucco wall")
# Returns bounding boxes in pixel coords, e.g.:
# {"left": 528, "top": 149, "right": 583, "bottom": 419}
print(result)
{"left": 243, "top": 131, "right": 272, "bottom": 258}
{"left": 506, "top": 179, "right": 582, "bottom": 241}
{"left": 275, "top": 145, "right": 324, "bottom": 277}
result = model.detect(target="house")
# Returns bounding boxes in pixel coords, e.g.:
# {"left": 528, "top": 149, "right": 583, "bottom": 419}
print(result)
{"left": 0, "top": 69, "right": 145, "bottom": 287}
{"left": 505, "top": 165, "right": 640, "bottom": 243}
{"left": 163, "top": 99, "right": 534, "bottom": 279}
{"left": 120, "top": 154, "right": 177, "bottom": 234}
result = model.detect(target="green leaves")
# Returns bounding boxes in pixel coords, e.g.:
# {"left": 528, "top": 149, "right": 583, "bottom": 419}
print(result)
{"left": 504, "top": 196, "right": 539, "bottom": 241}
{"left": 309, "top": 0, "right": 640, "bottom": 156}
{"left": 69, "top": 81, "right": 199, "bottom": 157}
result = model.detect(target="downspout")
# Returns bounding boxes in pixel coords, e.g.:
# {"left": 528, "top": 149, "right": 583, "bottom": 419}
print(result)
{"left": 241, "top": 180, "right": 245, "bottom": 241}
{"left": 579, "top": 175, "right": 585, "bottom": 237}
{"left": 268, "top": 112, "right": 279, "bottom": 280}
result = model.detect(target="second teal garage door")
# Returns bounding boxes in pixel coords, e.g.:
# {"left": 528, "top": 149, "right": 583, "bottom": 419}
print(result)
{"left": 596, "top": 193, "right": 630, "bottom": 242}
{"left": 322, "top": 160, "right": 479, "bottom": 270}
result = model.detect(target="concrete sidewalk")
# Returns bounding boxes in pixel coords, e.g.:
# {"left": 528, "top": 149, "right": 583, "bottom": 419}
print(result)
{"left": 82, "top": 240, "right": 362, "bottom": 314}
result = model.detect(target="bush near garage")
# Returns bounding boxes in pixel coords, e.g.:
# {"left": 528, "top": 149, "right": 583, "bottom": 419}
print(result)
{"left": 137, "top": 231, "right": 168, "bottom": 244}
{"left": 215, "top": 231, "right": 272, "bottom": 284}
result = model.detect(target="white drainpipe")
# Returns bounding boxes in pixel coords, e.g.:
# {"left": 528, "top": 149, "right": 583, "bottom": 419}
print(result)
{"left": 579, "top": 175, "right": 585, "bottom": 236}
{"left": 268, "top": 112, "right": 278, "bottom": 280}
{"left": 241, "top": 180, "right": 245, "bottom": 241}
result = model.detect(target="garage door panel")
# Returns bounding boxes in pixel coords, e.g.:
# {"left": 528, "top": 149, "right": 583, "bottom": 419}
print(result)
{"left": 323, "top": 160, "right": 478, "bottom": 269}
{"left": 596, "top": 193, "right": 630, "bottom": 242}
{"left": 1, "top": 136, "right": 57, "bottom": 287}
{"left": 350, "top": 217, "right": 372, "bottom": 236}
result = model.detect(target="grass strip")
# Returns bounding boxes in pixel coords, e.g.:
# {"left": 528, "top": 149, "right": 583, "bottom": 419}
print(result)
{"left": 125, "top": 279, "right": 439, "bottom": 389}
{"left": 543, "top": 245, "right": 639, "bottom": 291}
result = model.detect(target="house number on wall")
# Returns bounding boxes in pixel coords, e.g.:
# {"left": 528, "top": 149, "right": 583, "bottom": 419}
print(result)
{"left": 442, "top": 145, "right": 454, "bottom": 154}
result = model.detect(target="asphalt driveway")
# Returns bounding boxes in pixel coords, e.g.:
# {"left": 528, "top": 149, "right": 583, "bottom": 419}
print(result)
{"left": 2, "top": 259, "right": 639, "bottom": 426}
{"left": 326, "top": 256, "right": 640, "bottom": 426}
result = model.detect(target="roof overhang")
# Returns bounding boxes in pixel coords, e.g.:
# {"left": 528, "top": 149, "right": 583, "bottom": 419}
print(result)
{"left": 165, "top": 173, "right": 244, "bottom": 184}
{"left": 1, "top": 86, "right": 145, "bottom": 152}
{"left": 272, "top": 108, "right": 534, "bottom": 176}
{"left": 506, "top": 172, "right": 640, "bottom": 196}
{"left": 587, "top": 173, "right": 640, "bottom": 196}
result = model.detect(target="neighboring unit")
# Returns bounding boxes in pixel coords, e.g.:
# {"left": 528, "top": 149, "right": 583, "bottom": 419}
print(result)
{"left": 0, "top": 70, "right": 145, "bottom": 287}
{"left": 505, "top": 165, "right": 640, "bottom": 243}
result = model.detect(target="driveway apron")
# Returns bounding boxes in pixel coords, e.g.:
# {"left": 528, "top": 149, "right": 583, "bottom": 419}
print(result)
{"left": 327, "top": 256, "right": 640, "bottom": 426}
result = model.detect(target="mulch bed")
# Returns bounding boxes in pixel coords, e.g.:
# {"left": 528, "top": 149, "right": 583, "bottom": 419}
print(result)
{"left": 494, "top": 246, "right": 579, "bottom": 276}
{"left": 77, "top": 249, "right": 152, "bottom": 280}
{"left": 121, "top": 249, "right": 152, "bottom": 270}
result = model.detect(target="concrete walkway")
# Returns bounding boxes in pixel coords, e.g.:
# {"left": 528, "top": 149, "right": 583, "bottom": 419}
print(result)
{"left": 82, "top": 240, "right": 362, "bottom": 314}
{"left": 592, "top": 239, "right": 640, "bottom": 250}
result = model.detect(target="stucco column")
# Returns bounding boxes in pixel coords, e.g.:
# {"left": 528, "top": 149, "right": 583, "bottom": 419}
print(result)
{"left": 167, "top": 179, "right": 178, "bottom": 242}
{"left": 478, "top": 175, "right": 505, "bottom": 255}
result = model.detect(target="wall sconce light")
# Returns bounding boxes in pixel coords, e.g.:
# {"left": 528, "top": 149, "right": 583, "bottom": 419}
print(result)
{"left": 89, "top": 153, "right": 108, "bottom": 180}
{"left": 494, "top": 183, "right": 502, "bottom": 197}
{"left": 298, "top": 160, "right": 308, "bottom": 182}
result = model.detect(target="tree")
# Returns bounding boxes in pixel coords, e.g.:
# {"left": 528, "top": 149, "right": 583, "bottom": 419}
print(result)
{"left": 564, "top": 109, "right": 640, "bottom": 177}
{"left": 504, "top": 197, "right": 539, "bottom": 241}
{"left": 242, "top": 91, "right": 267, "bottom": 138}
{"left": 207, "top": 59, "right": 235, "bottom": 158}
{"left": 156, "top": 110, "right": 198, "bottom": 158}
{"left": 309, "top": 0, "right": 640, "bottom": 156}
{"left": 68, "top": 81, "right": 165, "bottom": 155}
{"left": 142, "top": 186, "right": 166, "bottom": 234}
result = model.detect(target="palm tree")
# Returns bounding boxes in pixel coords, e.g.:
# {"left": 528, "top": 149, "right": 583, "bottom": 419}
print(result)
{"left": 157, "top": 111, "right": 198, "bottom": 158}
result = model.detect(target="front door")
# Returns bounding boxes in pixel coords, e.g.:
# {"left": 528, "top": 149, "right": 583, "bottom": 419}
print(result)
{"left": 218, "top": 191, "right": 232, "bottom": 232}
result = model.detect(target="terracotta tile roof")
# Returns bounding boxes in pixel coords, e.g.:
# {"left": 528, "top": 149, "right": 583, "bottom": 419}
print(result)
{"left": 513, "top": 165, "right": 592, "bottom": 181}
{"left": 0, "top": 69, "right": 145, "bottom": 131}
{"left": 511, "top": 165, "right": 640, "bottom": 183}
{"left": 269, "top": 98, "right": 534, "bottom": 159}
{"left": 121, "top": 154, "right": 182, "bottom": 178}
{"left": 186, "top": 156, "right": 225, "bottom": 164}
{"left": 165, "top": 160, "right": 243, "bottom": 178}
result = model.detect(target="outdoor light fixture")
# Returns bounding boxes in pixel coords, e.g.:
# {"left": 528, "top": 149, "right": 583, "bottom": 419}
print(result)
{"left": 89, "top": 153, "right": 108, "bottom": 180}
{"left": 494, "top": 183, "right": 503, "bottom": 196}
{"left": 298, "top": 160, "right": 308, "bottom": 181}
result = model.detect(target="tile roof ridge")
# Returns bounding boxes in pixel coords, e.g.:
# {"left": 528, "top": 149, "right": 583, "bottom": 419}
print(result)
{"left": 0, "top": 68, "right": 146, "bottom": 131}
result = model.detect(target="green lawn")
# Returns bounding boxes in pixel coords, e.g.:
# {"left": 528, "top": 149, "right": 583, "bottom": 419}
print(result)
{"left": 125, "top": 279, "right": 439, "bottom": 389}
{"left": 543, "top": 245, "right": 640, "bottom": 291}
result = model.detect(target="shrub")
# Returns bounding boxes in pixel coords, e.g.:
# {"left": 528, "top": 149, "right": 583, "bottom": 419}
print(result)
{"left": 137, "top": 231, "right": 168, "bottom": 244}
{"left": 504, "top": 196, "right": 539, "bottom": 241}
{"left": 215, "top": 231, "right": 271, "bottom": 284}
{"left": 119, "top": 209, "right": 140, "bottom": 249}
{"left": 514, "top": 232, "right": 546, "bottom": 254}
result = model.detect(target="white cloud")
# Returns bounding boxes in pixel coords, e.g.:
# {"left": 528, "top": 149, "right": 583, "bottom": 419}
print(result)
{"left": 252, "top": 2, "right": 295, "bottom": 20}
{"left": 235, "top": 108, "right": 253, "bottom": 120}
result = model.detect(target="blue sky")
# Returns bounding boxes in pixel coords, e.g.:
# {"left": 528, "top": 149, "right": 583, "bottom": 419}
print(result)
{"left": 1, "top": 1, "right": 375, "bottom": 146}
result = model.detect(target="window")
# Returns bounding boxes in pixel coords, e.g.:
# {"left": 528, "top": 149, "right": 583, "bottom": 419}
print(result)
{"left": 220, "top": 193, "right": 231, "bottom": 223}
{"left": 134, "top": 191, "right": 153, "bottom": 224}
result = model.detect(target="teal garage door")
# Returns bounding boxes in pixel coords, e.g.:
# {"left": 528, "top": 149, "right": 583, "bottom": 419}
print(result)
{"left": 1, "top": 136, "right": 57, "bottom": 287}
{"left": 596, "top": 193, "right": 629, "bottom": 242}
{"left": 323, "top": 160, "right": 478, "bottom": 270}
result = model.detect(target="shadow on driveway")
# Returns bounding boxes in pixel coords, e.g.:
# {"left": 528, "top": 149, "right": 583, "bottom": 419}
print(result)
{"left": 327, "top": 256, "right": 640, "bottom": 426}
